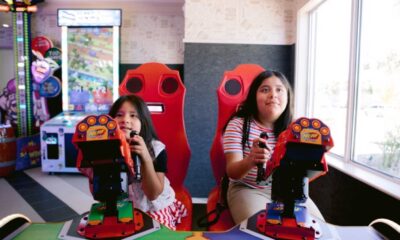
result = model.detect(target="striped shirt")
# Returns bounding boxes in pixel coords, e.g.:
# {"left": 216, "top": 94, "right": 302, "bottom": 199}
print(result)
{"left": 223, "top": 117, "right": 276, "bottom": 189}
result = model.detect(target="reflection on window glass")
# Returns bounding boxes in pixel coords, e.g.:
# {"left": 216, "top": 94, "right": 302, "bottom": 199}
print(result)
{"left": 310, "top": 0, "right": 351, "bottom": 156}
{"left": 355, "top": 0, "right": 400, "bottom": 178}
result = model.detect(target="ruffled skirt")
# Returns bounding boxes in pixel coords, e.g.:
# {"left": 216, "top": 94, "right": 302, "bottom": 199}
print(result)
{"left": 147, "top": 199, "right": 188, "bottom": 230}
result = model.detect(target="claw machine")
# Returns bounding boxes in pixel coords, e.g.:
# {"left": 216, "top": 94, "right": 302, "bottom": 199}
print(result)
{"left": 41, "top": 9, "right": 121, "bottom": 173}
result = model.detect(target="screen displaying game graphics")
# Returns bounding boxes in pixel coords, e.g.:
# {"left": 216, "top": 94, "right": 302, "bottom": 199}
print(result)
{"left": 67, "top": 27, "right": 114, "bottom": 112}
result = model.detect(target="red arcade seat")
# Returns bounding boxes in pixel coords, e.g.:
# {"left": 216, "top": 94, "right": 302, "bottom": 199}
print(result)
{"left": 207, "top": 64, "right": 265, "bottom": 231}
{"left": 119, "top": 62, "right": 192, "bottom": 230}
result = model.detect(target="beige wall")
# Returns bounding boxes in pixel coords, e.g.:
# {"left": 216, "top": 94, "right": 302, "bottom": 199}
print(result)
{"left": 0, "top": 49, "right": 14, "bottom": 91}
{"left": 184, "top": 0, "right": 309, "bottom": 45}
{"left": 0, "top": 0, "right": 310, "bottom": 89}
{"left": 0, "top": 14, "right": 14, "bottom": 91}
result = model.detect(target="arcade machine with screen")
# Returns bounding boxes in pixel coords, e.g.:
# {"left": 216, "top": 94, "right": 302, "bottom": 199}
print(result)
{"left": 40, "top": 9, "right": 121, "bottom": 173}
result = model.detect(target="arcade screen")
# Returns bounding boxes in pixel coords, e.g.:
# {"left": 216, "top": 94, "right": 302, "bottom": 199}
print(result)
{"left": 67, "top": 27, "right": 114, "bottom": 112}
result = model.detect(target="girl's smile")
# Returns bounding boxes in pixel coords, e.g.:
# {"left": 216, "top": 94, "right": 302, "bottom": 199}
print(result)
{"left": 256, "top": 76, "right": 288, "bottom": 127}
{"left": 114, "top": 101, "right": 142, "bottom": 139}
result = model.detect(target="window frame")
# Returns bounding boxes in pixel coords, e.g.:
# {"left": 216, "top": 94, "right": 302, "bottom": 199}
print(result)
{"left": 295, "top": 0, "right": 400, "bottom": 200}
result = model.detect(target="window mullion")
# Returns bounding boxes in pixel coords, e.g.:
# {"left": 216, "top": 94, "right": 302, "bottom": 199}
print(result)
{"left": 307, "top": 11, "right": 318, "bottom": 116}
{"left": 345, "top": 0, "right": 362, "bottom": 163}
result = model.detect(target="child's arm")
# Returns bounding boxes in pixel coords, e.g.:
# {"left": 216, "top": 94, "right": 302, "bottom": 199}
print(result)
{"left": 79, "top": 167, "right": 93, "bottom": 179}
{"left": 129, "top": 135, "right": 164, "bottom": 200}
{"left": 226, "top": 137, "right": 271, "bottom": 180}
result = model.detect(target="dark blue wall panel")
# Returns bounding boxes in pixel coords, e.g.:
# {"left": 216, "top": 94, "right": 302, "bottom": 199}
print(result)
{"left": 310, "top": 166, "right": 400, "bottom": 226}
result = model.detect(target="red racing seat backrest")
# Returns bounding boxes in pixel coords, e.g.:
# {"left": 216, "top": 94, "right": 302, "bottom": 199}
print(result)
{"left": 210, "top": 64, "right": 265, "bottom": 184}
{"left": 119, "top": 63, "right": 192, "bottom": 230}
{"left": 119, "top": 62, "right": 191, "bottom": 189}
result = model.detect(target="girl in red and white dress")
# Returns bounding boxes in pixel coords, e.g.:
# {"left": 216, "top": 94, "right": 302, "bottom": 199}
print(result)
{"left": 108, "top": 95, "right": 187, "bottom": 230}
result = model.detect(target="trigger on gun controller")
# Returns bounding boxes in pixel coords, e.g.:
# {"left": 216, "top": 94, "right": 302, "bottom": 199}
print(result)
{"left": 259, "top": 132, "right": 268, "bottom": 148}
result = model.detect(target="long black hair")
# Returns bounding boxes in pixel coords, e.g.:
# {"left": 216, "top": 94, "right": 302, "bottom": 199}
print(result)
{"left": 228, "top": 70, "right": 294, "bottom": 150}
{"left": 108, "top": 95, "right": 159, "bottom": 157}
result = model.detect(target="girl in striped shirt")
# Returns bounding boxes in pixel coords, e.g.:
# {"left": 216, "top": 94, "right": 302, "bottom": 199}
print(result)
{"left": 223, "top": 70, "right": 323, "bottom": 224}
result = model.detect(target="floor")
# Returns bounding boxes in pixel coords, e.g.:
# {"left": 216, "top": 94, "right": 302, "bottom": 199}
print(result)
{"left": 0, "top": 167, "right": 207, "bottom": 231}
{"left": 2, "top": 168, "right": 398, "bottom": 240}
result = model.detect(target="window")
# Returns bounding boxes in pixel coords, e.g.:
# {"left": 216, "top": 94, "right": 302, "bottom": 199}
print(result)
{"left": 296, "top": 0, "right": 400, "bottom": 198}
{"left": 309, "top": 0, "right": 351, "bottom": 157}
{"left": 355, "top": 0, "right": 400, "bottom": 179}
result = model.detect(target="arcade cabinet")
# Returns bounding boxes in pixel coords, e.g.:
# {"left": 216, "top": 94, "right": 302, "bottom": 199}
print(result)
{"left": 3, "top": 116, "right": 396, "bottom": 239}
{"left": 40, "top": 9, "right": 121, "bottom": 173}
{"left": 72, "top": 114, "right": 145, "bottom": 239}
{"left": 255, "top": 117, "right": 333, "bottom": 240}
{"left": 0, "top": 0, "right": 44, "bottom": 137}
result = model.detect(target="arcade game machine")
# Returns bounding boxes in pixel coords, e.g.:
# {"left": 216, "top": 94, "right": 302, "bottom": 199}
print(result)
{"left": 72, "top": 114, "right": 146, "bottom": 239}
{"left": 2, "top": 117, "right": 396, "bottom": 239}
{"left": 0, "top": 0, "right": 43, "bottom": 137}
{"left": 40, "top": 9, "right": 121, "bottom": 173}
{"left": 0, "top": 0, "right": 44, "bottom": 175}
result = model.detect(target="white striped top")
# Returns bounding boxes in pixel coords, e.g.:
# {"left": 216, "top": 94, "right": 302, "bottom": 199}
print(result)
{"left": 223, "top": 117, "right": 276, "bottom": 189}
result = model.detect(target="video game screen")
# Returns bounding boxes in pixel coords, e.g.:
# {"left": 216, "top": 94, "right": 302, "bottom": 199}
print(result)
{"left": 67, "top": 27, "right": 114, "bottom": 112}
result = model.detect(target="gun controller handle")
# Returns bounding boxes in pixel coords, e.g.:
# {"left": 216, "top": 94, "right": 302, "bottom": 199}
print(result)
{"left": 130, "top": 131, "right": 142, "bottom": 181}
{"left": 256, "top": 132, "right": 268, "bottom": 183}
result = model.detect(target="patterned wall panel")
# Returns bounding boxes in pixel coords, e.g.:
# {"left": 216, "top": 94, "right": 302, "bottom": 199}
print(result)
{"left": 120, "top": 12, "right": 184, "bottom": 64}
{"left": 184, "top": 0, "right": 308, "bottom": 45}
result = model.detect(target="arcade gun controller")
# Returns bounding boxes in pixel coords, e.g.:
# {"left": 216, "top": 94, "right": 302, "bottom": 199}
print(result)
{"left": 256, "top": 117, "right": 334, "bottom": 240}
{"left": 72, "top": 114, "right": 143, "bottom": 239}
